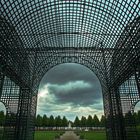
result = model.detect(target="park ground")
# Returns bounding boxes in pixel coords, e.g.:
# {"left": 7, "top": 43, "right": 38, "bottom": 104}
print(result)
{"left": 35, "top": 126, "right": 140, "bottom": 140}
{"left": 34, "top": 130, "right": 107, "bottom": 140}
{"left": 0, "top": 126, "right": 140, "bottom": 139}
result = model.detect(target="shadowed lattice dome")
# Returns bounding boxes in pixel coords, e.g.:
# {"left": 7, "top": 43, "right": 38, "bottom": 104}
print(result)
{"left": 0, "top": 0, "right": 139, "bottom": 49}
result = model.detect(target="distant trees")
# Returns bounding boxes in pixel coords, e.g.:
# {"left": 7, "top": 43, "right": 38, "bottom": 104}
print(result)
{"left": 55, "top": 115, "right": 62, "bottom": 128}
{"left": 36, "top": 114, "right": 43, "bottom": 128}
{"left": 49, "top": 115, "right": 55, "bottom": 127}
{"left": 80, "top": 116, "right": 87, "bottom": 127}
{"left": 93, "top": 115, "right": 100, "bottom": 127}
{"left": 73, "top": 115, "right": 106, "bottom": 128}
{"left": 35, "top": 115, "right": 68, "bottom": 128}
{"left": 62, "top": 116, "right": 68, "bottom": 127}
{"left": 87, "top": 115, "right": 92, "bottom": 127}
{"left": 35, "top": 114, "right": 106, "bottom": 128}
{"left": 100, "top": 115, "right": 106, "bottom": 127}
{"left": 74, "top": 116, "right": 80, "bottom": 127}
{"left": 42, "top": 115, "right": 48, "bottom": 127}
{"left": 0, "top": 110, "right": 140, "bottom": 128}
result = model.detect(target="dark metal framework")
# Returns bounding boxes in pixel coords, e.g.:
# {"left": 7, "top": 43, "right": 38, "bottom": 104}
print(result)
{"left": 0, "top": 0, "right": 140, "bottom": 140}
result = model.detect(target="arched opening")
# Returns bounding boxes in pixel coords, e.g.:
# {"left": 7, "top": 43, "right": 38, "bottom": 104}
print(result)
{"left": 36, "top": 63, "right": 106, "bottom": 140}
{"left": 0, "top": 102, "right": 6, "bottom": 139}
{"left": 134, "top": 101, "right": 140, "bottom": 138}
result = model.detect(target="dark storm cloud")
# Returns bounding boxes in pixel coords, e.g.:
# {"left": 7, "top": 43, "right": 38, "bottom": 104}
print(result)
{"left": 40, "top": 63, "right": 101, "bottom": 86}
{"left": 37, "top": 63, "right": 104, "bottom": 120}
{"left": 47, "top": 81, "right": 102, "bottom": 106}
{"left": 39, "top": 63, "right": 102, "bottom": 105}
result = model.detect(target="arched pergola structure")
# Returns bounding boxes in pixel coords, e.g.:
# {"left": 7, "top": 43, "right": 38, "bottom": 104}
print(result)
{"left": 0, "top": 0, "right": 140, "bottom": 140}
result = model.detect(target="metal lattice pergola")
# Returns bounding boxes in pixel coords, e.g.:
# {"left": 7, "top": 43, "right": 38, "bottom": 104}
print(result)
{"left": 0, "top": 0, "right": 140, "bottom": 140}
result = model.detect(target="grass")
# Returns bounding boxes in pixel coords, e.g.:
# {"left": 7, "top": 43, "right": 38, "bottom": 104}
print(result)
{"left": 77, "top": 131, "right": 106, "bottom": 140}
{"left": 0, "top": 126, "right": 139, "bottom": 140}
{"left": 34, "top": 130, "right": 106, "bottom": 140}
{"left": 34, "top": 131, "right": 64, "bottom": 140}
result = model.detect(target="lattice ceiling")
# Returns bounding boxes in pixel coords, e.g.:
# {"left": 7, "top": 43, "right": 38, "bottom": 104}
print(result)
{"left": 1, "top": 0, "right": 139, "bottom": 49}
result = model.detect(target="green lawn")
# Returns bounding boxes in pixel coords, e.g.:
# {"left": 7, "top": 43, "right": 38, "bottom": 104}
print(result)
{"left": 77, "top": 131, "right": 106, "bottom": 140}
{"left": 34, "top": 131, "right": 64, "bottom": 140}
{"left": 34, "top": 130, "right": 106, "bottom": 140}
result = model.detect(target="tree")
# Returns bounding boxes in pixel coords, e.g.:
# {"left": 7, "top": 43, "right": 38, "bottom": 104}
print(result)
{"left": 42, "top": 114, "right": 48, "bottom": 127}
{"left": 55, "top": 116, "right": 62, "bottom": 128}
{"left": 100, "top": 115, "right": 106, "bottom": 127}
{"left": 74, "top": 116, "right": 80, "bottom": 127}
{"left": 35, "top": 115, "right": 42, "bottom": 128}
{"left": 49, "top": 115, "right": 55, "bottom": 127}
{"left": 62, "top": 116, "right": 68, "bottom": 127}
{"left": 93, "top": 115, "right": 100, "bottom": 127}
{"left": 87, "top": 115, "right": 93, "bottom": 127}
{"left": 80, "top": 116, "right": 87, "bottom": 127}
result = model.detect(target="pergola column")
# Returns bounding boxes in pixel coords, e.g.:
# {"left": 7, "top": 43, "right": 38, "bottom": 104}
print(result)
{"left": 107, "top": 87, "right": 126, "bottom": 140}
{"left": 0, "top": 71, "right": 4, "bottom": 98}
{"left": 14, "top": 87, "right": 33, "bottom": 140}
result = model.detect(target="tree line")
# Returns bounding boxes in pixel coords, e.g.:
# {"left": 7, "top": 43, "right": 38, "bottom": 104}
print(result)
{"left": 35, "top": 114, "right": 106, "bottom": 128}
{"left": 0, "top": 111, "right": 105, "bottom": 127}
{"left": 0, "top": 110, "right": 140, "bottom": 127}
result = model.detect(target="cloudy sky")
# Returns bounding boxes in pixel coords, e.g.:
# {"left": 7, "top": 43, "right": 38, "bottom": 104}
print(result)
{"left": 37, "top": 63, "right": 104, "bottom": 121}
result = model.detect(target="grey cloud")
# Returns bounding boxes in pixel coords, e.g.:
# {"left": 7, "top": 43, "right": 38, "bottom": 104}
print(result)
{"left": 47, "top": 81, "right": 102, "bottom": 106}
{"left": 40, "top": 63, "right": 101, "bottom": 86}
{"left": 37, "top": 63, "right": 104, "bottom": 120}
{"left": 39, "top": 63, "right": 102, "bottom": 106}
{"left": 37, "top": 100, "right": 104, "bottom": 121}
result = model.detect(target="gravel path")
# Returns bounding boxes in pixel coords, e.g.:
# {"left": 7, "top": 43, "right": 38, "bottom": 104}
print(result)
{"left": 60, "top": 131, "right": 80, "bottom": 140}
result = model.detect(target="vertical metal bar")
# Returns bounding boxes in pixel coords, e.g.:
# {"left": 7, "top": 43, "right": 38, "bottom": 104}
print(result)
{"left": 15, "top": 87, "right": 32, "bottom": 140}
{"left": 0, "top": 71, "right": 4, "bottom": 98}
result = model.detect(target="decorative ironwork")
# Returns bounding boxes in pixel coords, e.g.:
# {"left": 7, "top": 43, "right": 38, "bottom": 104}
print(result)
{"left": 0, "top": 0, "right": 140, "bottom": 140}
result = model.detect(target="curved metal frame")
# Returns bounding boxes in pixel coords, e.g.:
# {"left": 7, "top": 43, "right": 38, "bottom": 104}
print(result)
{"left": 0, "top": 0, "right": 140, "bottom": 140}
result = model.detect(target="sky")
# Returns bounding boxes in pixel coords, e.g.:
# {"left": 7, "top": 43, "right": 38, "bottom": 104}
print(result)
{"left": 37, "top": 63, "right": 104, "bottom": 121}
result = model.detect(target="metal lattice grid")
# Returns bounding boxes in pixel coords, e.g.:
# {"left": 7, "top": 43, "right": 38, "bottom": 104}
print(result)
{"left": 0, "top": 0, "right": 140, "bottom": 140}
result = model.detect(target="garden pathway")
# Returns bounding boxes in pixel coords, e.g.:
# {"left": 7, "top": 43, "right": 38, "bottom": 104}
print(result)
{"left": 60, "top": 131, "right": 80, "bottom": 140}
